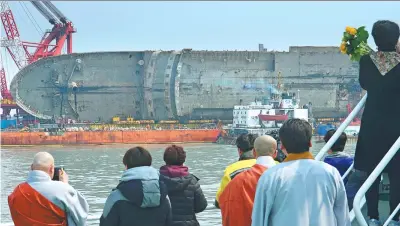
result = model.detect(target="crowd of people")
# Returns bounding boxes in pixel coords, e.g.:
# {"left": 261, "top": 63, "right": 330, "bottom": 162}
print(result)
{"left": 7, "top": 119, "right": 399, "bottom": 226}
{"left": 215, "top": 120, "right": 355, "bottom": 226}
{"left": 6, "top": 20, "right": 400, "bottom": 226}
{"left": 8, "top": 144, "right": 209, "bottom": 226}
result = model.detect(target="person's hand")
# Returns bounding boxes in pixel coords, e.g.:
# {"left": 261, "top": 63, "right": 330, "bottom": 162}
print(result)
{"left": 59, "top": 169, "right": 69, "bottom": 184}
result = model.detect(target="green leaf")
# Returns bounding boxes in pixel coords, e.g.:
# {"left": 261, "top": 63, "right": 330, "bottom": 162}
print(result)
{"left": 358, "top": 26, "right": 368, "bottom": 33}
{"left": 351, "top": 54, "right": 361, "bottom": 62}
{"left": 342, "top": 32, "right": 349, "bottom": 41}
{"left": 351, "top": 39, "right": 360, "bottom": 49}
{"left": 344, "top": 32, "right": 353, "bottom": 40}
{"left": 357, "top": 27, "right": 369, "bottom": 42}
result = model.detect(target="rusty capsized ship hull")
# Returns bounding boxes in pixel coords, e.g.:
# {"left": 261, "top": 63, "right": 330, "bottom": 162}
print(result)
{"left": 10, "top": 46, "right": 361, "bottom": 122}
{"left": 1, "top": 129, "right": 221, "bottom": 145}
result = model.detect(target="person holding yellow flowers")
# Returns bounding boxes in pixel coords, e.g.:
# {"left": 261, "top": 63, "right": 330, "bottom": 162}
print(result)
{"left": 340, "top": 20, "right": 400, "bottom": 226}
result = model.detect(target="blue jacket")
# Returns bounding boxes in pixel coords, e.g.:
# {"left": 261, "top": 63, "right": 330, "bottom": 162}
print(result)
{"left": 324, "top": 152, "right": 354, "bottom": 183}
{"left": 100, "top": 166, "right": 172, "bottom": 226}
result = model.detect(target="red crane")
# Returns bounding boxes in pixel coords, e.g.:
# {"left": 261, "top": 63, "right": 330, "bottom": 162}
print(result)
{"left": 1, "top": 1, "right": 76, "bottom": 118}
{"left": 346, "top": 103, "right": 361, "bottom": 125}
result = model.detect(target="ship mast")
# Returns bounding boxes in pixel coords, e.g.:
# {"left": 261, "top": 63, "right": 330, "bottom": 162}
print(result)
{"left": 277, "top": 71, "right": 283, "bottom": 93}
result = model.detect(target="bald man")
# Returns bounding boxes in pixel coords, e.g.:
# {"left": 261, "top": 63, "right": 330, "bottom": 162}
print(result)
{"left": 8, "top": 152, "right": 89, "bottom": 226}
{"left": 219, "top": 135, "right": 278, "bottom": 226}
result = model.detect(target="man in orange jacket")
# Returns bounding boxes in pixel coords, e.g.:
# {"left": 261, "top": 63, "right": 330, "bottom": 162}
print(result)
{"left": 8, "top": 152, "right": 89, "bottom": 226}
{"left": 219, "top": 135, "right": 277, "bottom": 226}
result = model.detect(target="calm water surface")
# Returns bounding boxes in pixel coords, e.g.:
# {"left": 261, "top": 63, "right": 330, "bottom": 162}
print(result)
{"left": 1, "top": 140, "right": 356, "bottom": 225}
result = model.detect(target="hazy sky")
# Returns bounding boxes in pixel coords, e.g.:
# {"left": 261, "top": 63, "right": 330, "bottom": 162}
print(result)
{"left": 2, "top": 1, "right": 400, "bottom": 81}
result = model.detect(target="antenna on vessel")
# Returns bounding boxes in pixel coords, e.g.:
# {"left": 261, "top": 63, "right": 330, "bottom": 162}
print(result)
{"left": 297, "top": 89, "right": 301, "bottom": 108}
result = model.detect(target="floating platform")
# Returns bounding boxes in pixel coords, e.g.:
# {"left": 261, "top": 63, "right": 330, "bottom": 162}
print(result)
{"left": 0, "top": 129, "right": 221, "bottom": 145}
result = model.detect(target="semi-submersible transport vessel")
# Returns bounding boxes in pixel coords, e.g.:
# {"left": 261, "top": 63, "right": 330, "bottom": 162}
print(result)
{"left": 3, "top": 45, "right": 363, "bottom": 145}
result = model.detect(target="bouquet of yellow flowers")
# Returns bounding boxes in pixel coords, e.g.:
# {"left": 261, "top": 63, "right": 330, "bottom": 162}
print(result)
{"left": 340, "top": 26, "right": 373, "bottom": 61}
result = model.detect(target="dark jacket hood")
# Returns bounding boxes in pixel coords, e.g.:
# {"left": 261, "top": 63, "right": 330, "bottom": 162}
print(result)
{"left": 160, "top": 165, "right": 189, "bottom": 177}
{"left": 160, "top": 165, "right": 199, "bottom": 192}
{"left": 117, "top": 166, "right": 164, "bottom": 208}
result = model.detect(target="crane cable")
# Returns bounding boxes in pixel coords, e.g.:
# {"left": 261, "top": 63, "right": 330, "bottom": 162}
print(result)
{"left": 18, "top": 1, "right": 43, "bottom": 37}
{"left": 1, "top": 48, "right": 11, "bottom": 88}
{"left": 11, "top": 2, "right": 41, "bottom": 38}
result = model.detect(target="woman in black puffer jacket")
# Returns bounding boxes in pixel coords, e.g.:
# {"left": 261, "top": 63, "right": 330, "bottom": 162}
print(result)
{"left": 159, "top": 145, "right": 208, "bottom": 226}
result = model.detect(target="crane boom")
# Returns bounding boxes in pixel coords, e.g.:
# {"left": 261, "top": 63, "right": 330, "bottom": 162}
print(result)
{"left": 0, "top": 66, "right": 11, "bottom": 99}
{"left": 31, "top": 1, "right": 58, "bottom": 25}
{"left": 29, "top": 1, "right": 76, "bottom": 60}
{"left": 0, "top": 1, "right": 19, "bottom": 39}
{"left": 0, "top": 59, "right": 11, "bottom": 100}
{"left": 1, "top": 1, "right": 76, "bottom": 117}
{"left": 42, "top": 1, "right": 67, "bottom": 23}
{"left": 0, "top": 1, "right": 29, "bottom": 69}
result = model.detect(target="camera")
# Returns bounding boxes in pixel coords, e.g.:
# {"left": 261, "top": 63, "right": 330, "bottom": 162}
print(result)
{"left": 52, "top": 167, "right": 64, "bottom": 181}
{"left": 266, "top": 130, "right": 287, "bottom": 162}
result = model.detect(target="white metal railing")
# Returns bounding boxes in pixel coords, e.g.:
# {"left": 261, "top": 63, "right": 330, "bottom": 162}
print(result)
{"left": 340, "top": 163, "right": 368, "bottom": 223}
{"left": 315, "top": 94, "right": 367, "bottom": 161}
{"left": 314, "top": 93, "right": 367, "bottom": 223}
{"left": 314, "top": 92, "right": 400, "bottom": 225}
{"left": 353, "top": 136, "right": 400, "bottom": 226}
{"left": 342, "top": 163, "right": 354, "bottom": 180}
{"left": 349, "top": 196, "right": 367, "bottom": 222}
{"left": 383, "top": 203, "right": 400, "bottom": 226}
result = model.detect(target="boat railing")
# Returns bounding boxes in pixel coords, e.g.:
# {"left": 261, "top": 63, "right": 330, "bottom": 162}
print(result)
{"left": 314, "top": 92, "right": 399, "bottom": 225}
{"left": 314, "top": 94, "right": 367, "bottom": 161}
{"left": 353, "top": 136, "right": 400, "bottom": 226}
{"left": 342, "top": 162, "right": 354, "bottom": 180}
{"left": 314, "top": 93, "right": 367, "bottom": 223}
{"left": 340, "top": 162, "right": 370, "bottom": 222}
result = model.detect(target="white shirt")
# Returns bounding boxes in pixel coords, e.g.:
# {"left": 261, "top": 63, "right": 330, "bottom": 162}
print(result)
{"left": 256, "top": 156, "right": 276, "bottom": 168}
{"left": 251, "top": 159, "right": 351, "bottom": 226}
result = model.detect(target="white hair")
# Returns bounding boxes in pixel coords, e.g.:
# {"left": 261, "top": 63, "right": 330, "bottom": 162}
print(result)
{"left": 32, "top": 152, "right": 54, "bottom": 169}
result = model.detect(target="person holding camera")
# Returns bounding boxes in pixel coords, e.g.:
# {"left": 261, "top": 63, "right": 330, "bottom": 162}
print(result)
{"left": 8, "top": 152, "right": 89, "bottom": 226}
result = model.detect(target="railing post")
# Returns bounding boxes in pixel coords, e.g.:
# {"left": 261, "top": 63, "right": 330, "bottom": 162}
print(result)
{"left": 315, "top": 94, "right": 367, "bottom": 161}
{"left": 383, "top": 203, "right": 400, "bottom": 226}
{"left": 342, "top": 163, "right": 354, "bottom": 180}
{"left": 353, "top": 136, "right": 400, "bottom": 226}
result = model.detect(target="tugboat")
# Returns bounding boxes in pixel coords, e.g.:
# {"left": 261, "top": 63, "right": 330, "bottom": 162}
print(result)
{"left": 216, "top": 92, "right": 309, "bottom": 161}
